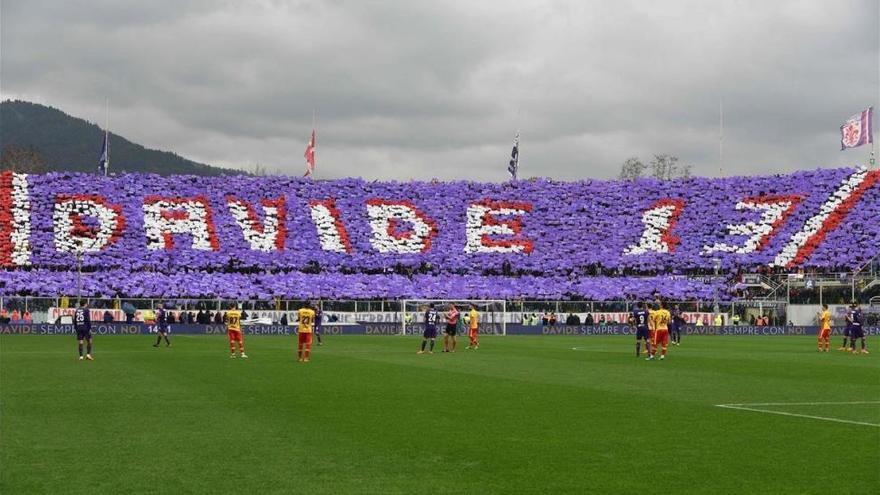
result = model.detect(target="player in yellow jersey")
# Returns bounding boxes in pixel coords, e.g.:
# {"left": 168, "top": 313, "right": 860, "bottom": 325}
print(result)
{"left": 818, "top": 304, "right": 832, "bottom": 352}
{"left": 225, "top": 304, "right": 247, "bottom": 358}
{"left": 465, "top": 304, "right": 480, "bottom": 350}
{"left": 647, "top": 301, "right": 671, "bottom": 361}
{"left": 296, "top": 303, "right": 316, "bottom": 362}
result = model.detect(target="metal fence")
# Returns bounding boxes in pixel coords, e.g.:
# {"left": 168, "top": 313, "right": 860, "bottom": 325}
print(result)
{"left": 1, "top": 296, "right": 793, "bottom": 326}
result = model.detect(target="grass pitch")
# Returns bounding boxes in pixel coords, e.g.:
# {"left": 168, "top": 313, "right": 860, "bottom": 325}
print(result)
{"left": 1, "top": 334, "right": 878, "bottom": 494}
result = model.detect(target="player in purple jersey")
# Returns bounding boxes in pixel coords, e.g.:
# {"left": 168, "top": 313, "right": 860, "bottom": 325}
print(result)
{"left": 839, "top": 305, "right": 853, "bottom": 351}
{"left": 153, "top": 303, "right": 172, "bottom": 347}
{"left": 73, "top": 300, "right": 93, "bottom": 361}
{"left": 670, "top": 305, "right": 683, "bottom": 346}
{"left": 418, "top": 303, "right": 439, "bottom": 354}
{"left": 314, "top": 304, "right": 324, "bottom": 346}
{"left": 629, "top": 302, "right": 651, "bottom": 357}
{"left": 847, "top": 302, "right": 868, "bottom": 354}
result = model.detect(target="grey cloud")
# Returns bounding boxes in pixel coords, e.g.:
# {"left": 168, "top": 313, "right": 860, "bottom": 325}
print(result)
{"left": 1, "top": 0, "right": 877, "bottom": 180}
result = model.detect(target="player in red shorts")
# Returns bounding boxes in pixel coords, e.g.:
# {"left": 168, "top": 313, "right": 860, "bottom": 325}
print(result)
{"left": 818, "top": 304, "right": 832, "bottom": 352}
{"left": 647, "top": 301, "right": 671, "bottom": 361}
{"left": 297, "top": 303, "right": 316, "bottom": 362}
{"left": 225, "top": 305, "right": 247, "bottom": 358}
{"left": 466, "top": 304, "right": 480, "bottom": 350}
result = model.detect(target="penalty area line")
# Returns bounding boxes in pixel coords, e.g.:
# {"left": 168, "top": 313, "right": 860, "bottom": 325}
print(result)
{"left": 715, "top": 403, "right": 880, "bottom": 428}
{"left": 720, "top": 401, "right": 880, "bottom": 407}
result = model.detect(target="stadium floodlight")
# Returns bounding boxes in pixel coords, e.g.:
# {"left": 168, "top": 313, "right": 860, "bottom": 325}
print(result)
{"left": 401, "top": 299, "right": 507, "bottom": 336}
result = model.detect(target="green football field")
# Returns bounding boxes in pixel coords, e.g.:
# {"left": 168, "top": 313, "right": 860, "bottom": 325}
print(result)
{"left": 1, "top": 334, "right": 878, "bottom": 494}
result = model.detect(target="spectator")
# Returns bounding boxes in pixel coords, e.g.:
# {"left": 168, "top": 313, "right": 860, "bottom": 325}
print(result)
{"left": 565, "top": 313, "right": 580, "bottom": 325}
{"left": 714, "top": 314, "right": 723, "bottom": 326}
{"left": 0, "top": 309, "right": 10, "bottom": 324}
{"left": 103, "top": 310, "right": 114, "bottom": 323}
{"left": 11, "top": 309, "right": 21, "bottom": 323}
{"left": 280, "top": 313, "right": 289, "bottom": 326}
{"left": 22, "top": 311, "right": 32, "bottom": 323}
{"left": 549, "top": 312, "right": 558, "bottom": 326}
{"left": 599, "top": 315, "right": 607, "bottom": 326}
{"left": 585, "top": 313, "right": 594, "bottom": 326}
{"left": 214, "top": 312, "right": 224, "bottom": 324}
{"left": 695, "top": 317, "right": 704, "bottom": 327}
{"left": 542, "top": 312, "right": 551, "bottom": 326}
{"left": 122, "top": 302, "right": 136, "bottom": 323}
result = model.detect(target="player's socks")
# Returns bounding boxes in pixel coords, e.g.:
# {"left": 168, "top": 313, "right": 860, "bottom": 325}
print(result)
{"left": 421, "top": 341, "right": 427, "bottom": 352}
{"left": 429, "top": 340, "right": 435, "bottom": 351}
{"left": 164, "top": 335, "right": 171, "bottom": 346}
{"left": 636, "top": 342, "right": 641, "bottom": 356}
{"left": 155, "top": 335, "right": 162, "bottom": 347}
{"left": 78, "top": 344, "right": 83, "bottom": 357}
{"left": 86, "top": 342, "right": 92, "bottom": 355}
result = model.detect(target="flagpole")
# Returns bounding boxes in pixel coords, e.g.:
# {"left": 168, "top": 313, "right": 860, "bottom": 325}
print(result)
{"left": 516, "top": 129, "right": 520, "bottom": 181}
{"left": 871, "top": 106, "right": 876, "bottom": 170}
{"left": 516, "top": 108, "right": 521, "bottom": 181}
{"left": 105, "top": 98, "right": 110, "bottom": 175}
{"left": 312, "top": 109, "right": 317, "bottom": 179}
{"left": 719, "top": 99, "right": 724, "bottom": 177}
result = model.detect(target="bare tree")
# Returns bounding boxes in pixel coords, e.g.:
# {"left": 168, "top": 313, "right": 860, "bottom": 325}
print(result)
{"left": 250, "top": 163, "right": 268, "bottom": 176}
{"left": 618, "top": 157, "right": 646, "bottom": 181}
{"left": 680, "top": 162, "right": 693, "bottom": 179}
{"left": 621, "top": 154, "right": 692, "bottom": 181}
{"left": 650, "top": 154, "right": 679, "bottom": 181}
{"left": 1, "top": 145, "right": 47, "bottom": 173}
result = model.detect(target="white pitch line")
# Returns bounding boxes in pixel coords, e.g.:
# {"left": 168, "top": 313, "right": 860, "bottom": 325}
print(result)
{"left": 716, "top": 403, "right": 880, "bottom": 428}
{"left": 720, "top": 401, "right": 880, "bottom": 407}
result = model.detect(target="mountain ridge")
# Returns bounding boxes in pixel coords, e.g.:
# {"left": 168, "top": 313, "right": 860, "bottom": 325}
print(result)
{"left": 0, "top": 100, "right": 244, "bottom": 176}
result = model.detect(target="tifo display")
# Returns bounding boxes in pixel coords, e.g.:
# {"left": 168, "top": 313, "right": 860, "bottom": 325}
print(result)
{"left": 1, "top": 167, "right": 878, "bottom": 300}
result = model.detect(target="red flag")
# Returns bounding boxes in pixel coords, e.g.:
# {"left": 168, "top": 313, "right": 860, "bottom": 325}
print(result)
{"left": 304, "top": 129, "right": 316, "bottom": 176}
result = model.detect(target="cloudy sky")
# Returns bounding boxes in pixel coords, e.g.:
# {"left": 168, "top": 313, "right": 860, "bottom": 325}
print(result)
{"left": 2, "top": 0, "right": 878, "bottom": 180}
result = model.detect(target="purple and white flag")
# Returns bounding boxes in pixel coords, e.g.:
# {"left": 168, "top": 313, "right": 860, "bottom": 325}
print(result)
{"left": 840, "top": 107, "right": 873, "bottom": 150}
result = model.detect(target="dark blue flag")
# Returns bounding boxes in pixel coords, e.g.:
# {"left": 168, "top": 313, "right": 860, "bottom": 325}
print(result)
{"left": 98, "top": 132, "right": 109, "bottom": 176}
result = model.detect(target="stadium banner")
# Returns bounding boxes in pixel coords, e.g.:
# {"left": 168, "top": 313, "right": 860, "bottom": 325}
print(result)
{"left": 0, "top": 323, "right": 298, "bottom": 335}
{"left": 2, "top": 323, "right": 877, "bottom": 336}
{"left": 43, "top": 308, "right": 726, "bottom": 326}
{"left": 507, "top": 325, "right": 880, "bottom": 336}
{"left": 2, "top": 168, "right": 879, "bottom": 302}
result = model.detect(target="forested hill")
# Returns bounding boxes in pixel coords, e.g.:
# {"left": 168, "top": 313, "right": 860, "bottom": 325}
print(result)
{"left": 0, "top": 100, "right": 243, "bottom": 176}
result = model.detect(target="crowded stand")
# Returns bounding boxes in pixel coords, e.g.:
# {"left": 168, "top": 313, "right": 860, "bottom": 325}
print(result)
{"left": 1, "top": 167, "right": 878, "bottom": 303}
